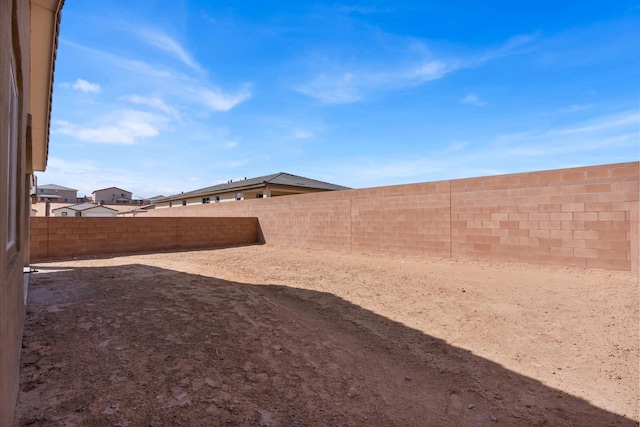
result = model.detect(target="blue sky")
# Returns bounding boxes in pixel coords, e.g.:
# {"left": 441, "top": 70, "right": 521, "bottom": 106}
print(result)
{"left": 38, "top": 1, "right": 639, "bottom": 199}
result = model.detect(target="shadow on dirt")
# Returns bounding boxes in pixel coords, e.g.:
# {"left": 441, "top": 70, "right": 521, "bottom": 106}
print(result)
{"left": 15, "top": 263, "right": 637, "bottom": 426}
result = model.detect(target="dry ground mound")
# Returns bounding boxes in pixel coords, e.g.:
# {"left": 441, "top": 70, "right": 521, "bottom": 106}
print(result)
{"left": 15, "top": 245, "right": 639, "bottom": 426}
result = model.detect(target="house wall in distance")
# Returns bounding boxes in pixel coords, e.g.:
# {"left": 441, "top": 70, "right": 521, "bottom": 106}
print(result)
{"left": 36, "top": 188, "right": 76, "bottom": 202}
{"left": 92, "top": 187, "right": 132, "bottom": 204}
{"left": 144, "top": 162, "right": 639, "bottom": 275}
{"left": 30, "top": 217, "right": 260, "bottom": 261}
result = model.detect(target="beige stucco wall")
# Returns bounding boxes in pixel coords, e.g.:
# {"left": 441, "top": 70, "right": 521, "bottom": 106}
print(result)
{"left": 81, "top": 206, "right": 117, "bottom": 217}
{"left": 53, "top": 207, "right": 79, "bottom": 217}
{"left": 31, "top": 202, "right": 71, "bottom": 216}
{"left": 93, "top": 188, "right": 132, "bottom": 204}
{"left": 1, "top": 1, "right": 31, "bottom": 424}
{"left": 53, "top": 206, "right": 117, "bottom": 217}
{"left": 37, "top": 188, "right": 76, "bottom": 202}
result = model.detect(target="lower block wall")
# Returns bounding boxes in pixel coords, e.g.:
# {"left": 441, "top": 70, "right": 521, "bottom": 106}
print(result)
{"left": 30, "top": 217, "right": 260, "bottom": 261}
{"left": 632, "top": 206, "right": 639, "bottom": 278}
{"left": 144, "top": 162, "right": 639, "bottom": 274}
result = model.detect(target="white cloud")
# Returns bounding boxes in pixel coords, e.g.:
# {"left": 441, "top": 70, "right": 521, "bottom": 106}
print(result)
{"left": 225, "top": 141, "right": 239, "bottom": 148}
{"left": 61, "top": 39, "right": 177, "bottom": 79}
{"left": 61, "top": 39, "right": 252, "bottom": 113}
{"left": 492, "top": 33, "right": 539, "bottom": 57}
{"left": 123, "top": 95, "right": 181, "bottom": 120}
{"left": 296, "top": 73, "right": 361, "bottom": 104}
{"left": 326, "top": 108, "right": 637, "bottom": 188}
{"left": 295, "top": 32, "right": 537, "bottom": 104}
{"left": 413, "top": 59, "right": 456, "bottom": 82}
{"left": 136, "top": 29, "right": 201, "bottom": 71}
{"left": 490, "top": 110, "right": 639, "bottom": 159}
{"left": 444, "top": 141, "right": 468, "bottom": 152}
{"left": 40, "top": 157, "right": 179, "bottom": 198}
{"left": 555, "top": 104, "right": 593, "bottom": 114}
{"left": 52, "top": 110, "right": 166, "bottom": 145}
{"left": 71, "top": 79, "right": 101, "bottom": 93}
{"left": 197, "top": 85, "right": 252, "bottom": 111}
{"left": 292, "top": 128, "right": 313, "bottom": 139}
{"left": 461, "top": 93, "right": 487, "bottom": 106}
{"left": 549, "top": 110, "right": 639, "bottom": 135}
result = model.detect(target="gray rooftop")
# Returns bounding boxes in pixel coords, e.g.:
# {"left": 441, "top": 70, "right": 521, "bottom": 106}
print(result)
{"left": 38, "top": 184, "right": 77, "bottom": 191}
{"left": 92, "top": 186, "right": 132, "bottom": 194}
{"left": 162, "top": 172, "right": 350, "bottom": 201}
{"left": 52, "top": 203, "right": 117, "bottom": 212}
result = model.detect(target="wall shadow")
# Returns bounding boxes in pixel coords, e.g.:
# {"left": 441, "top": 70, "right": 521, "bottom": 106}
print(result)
{"left": 31, "top": 242, "right": 263, "bottom": 264}
{"left": 15, "top": 263, "right": 637, "bottom": 426}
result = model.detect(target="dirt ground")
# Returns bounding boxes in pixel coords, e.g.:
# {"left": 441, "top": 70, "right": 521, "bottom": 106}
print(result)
{"left": 14, "top": 245, "right": 639, "bottom": 426}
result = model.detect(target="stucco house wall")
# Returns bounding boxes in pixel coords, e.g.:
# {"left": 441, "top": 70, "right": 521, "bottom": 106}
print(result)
{"left": 92, "top": 187, "right": 133, "bottom": 204}
{"left": 52, "top": 207, "right": 78, "bottom": 217}
{"left": 1, "top": 2, "right": 31, "bottom": 423}
{"left": 52, "top": 205, "right": 117, "bottom": 217}
{"left": 38, "top": 190, "right": 75, "bottom": 202}
{"left": 80, "top": 206, "right": 118, "bottom": 217}
{"left": 36, "top": 185, "right": 77, "bottom": 202}
{"left": 0, "top": 1, "right": 63, "bottom": 424}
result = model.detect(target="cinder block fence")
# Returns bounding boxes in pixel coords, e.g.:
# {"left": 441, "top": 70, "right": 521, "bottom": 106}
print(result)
{"left": 142, "top": 162, "right": 639, "bottom": 275}
{"left": 30, "top": 163, "right": 638, "bottom": 276}
{"left": 30, "top": 217, "right": 260, "bottom": 261}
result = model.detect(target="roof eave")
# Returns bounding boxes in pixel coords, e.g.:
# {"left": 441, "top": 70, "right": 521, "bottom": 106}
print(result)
{"left": 160, "top": 183, "right": 271, "bottom": 202}
{"left": 29, "top": 0, "right": 64, "bottom": 172}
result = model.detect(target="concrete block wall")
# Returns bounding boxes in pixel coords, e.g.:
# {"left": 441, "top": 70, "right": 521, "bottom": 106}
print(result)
{"left": 350, "top": 181, "right": 451, "bottom": 257}
{"left": 30, "top": 217, "right": 259, "bottom": 261}
{"left": 632, "top": 205, "right": 639, "bottom": 278}
{"left": 289, "top": 190, "right": 351, "bottom": 252}
{"left": 244, "top": 197, "right": 291, "bottom": 245}
{"left": 143, "top": 162, "right": 639, "bottom": 274}
{"left": 450, "top": 162, "right": 639, "bottom": 270}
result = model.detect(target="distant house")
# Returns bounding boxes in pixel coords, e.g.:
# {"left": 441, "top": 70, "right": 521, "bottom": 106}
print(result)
{"left": 92, "top": 187, "right": 134, "bottom": 205}
{"left": 36, "top": 184, "right": 78, "bottom": 203}
{"left": 52, "top": 203, "right": 118, "bottom": 217}
{"left": 155, "top": 172, "right": 350, "bottom": 209}
{"left": 32, "top": 202, "right": 76, "bottom": 217}
{"left": 116, "top": 204, "right": 156, "bottom": 217}
{"left": 147, "top": 195, "right": 166, "bottom": 203}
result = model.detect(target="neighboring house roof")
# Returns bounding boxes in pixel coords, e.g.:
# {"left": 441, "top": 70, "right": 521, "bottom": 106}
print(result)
{"left": 160, "top": 172, "right": 350, "bottom": 202}
{"left": 92, "top": 187, "right": 132, "bottom": 194}
{"left": 116, "top": 204, "right": 155, "bottom": 215}
{"left": 38, "top": 183, "right": 77, "bottom": 191}
{"left": 124, "top": 204, "right": 155, "bottom": 211}
{"left": 148, "top": 195, "right": 165, "bottom": 202}
{"left": 52, "top": 203, "right": 118, "bottom": 212}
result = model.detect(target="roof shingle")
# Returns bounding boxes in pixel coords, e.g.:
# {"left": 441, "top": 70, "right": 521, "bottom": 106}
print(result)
{"left": 160, "top": 172, "right": 349, "bottom": 202}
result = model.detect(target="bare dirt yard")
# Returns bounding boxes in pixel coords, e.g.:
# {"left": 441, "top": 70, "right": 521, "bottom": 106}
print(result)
{"left": 15, "top": 245, "right": 639, "bottom": 426}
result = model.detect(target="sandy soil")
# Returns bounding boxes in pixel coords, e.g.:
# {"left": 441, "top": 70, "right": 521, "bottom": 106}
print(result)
{"left": 15, "top": 245, "right": 639, "bottom": 426}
